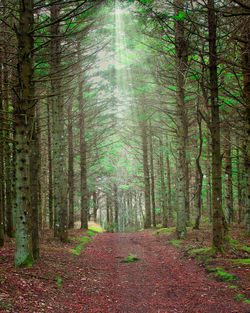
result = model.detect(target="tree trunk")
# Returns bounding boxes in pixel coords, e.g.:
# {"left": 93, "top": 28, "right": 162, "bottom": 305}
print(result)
{"left": 67, "top": 99, "right": 74, "bottom": 229}
{"left": 194, "top": 111, "right": 203, "bottom": 230}
{"left": 14, "top": 0, "right": 35, "bottom": 266}
{"left": 114, "top": 184, "right": 119, "bottom": 232}
{"left": 224, "top": 127, "right": 233, "bottom": 224}
{"left": 141, "top": 120, "right": 151, "bottom": 228}
{"left": 30, "top": 120, "right": 40, "bottom": 260}
{"left": 175, "top": 0, "right": 188, "bottom": 238}
{"left": 241, "top": 17, "right": 250, "bottom": 236}
{"left": 166, "top": 135, "right": 172, "bottom": 222}
{"left": 0, "top": 49, "right": 4, "bottom": 246}
{"left": 93, "top": 189, "right": 98, "bottom": 223}
{"left": 77, "top": 43, "right": 88, "bottom": 230}
{"left": 50, "top": 1, "right": 68, "bottom": 242}
{"left": 46, "top": 102, "right": 53, "bottom": 229}
{"left": 208, "top": 0, "right": 228, "bottom": 251}
{"left": 159, "top": 138, "right": 168, "bottom": 228}
{"left": 149, "top": 122, "right": 156, "bottom": 227}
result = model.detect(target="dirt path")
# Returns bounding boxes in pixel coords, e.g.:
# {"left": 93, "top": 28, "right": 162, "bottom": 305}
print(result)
{"left": 1, "top": 231, "right": 249, "bottom": 312}
{"left": 73, "top": 231, "right": 248, "bottom": 313}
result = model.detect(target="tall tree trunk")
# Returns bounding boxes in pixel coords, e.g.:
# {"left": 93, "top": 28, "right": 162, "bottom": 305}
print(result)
{"left": 159, "top": 138, "right": 168, "bottom": 227}
{"left": 194, "top": 111, "right": 203, "bottom": 230}
{"left": 149, "top": 122, "right": 156, "bottom": 227}
{"left": 0, "top": 48, "right": 4, "bottom": 246}
{"left": 236, "top": 135, "right": 243, "bottom": 224}
{"left": 46, "top": 102, "right": 53, "bottom": 229}
{"left": 3, "top": 50, "right": 14, "bottom": 238}
{"left": 50, "top": 2, "right": 68, "bottom": 242}
{"left": 224, "top": 127, "right": 233, "bottom": 224}
{"left": 30, "top": 120, "right": 40, "bottom": 260}
{"left": 166, "top": 135, "right": 172, "bottom": 221}
{"left": 141, "top": 120, "right": 151, "bottom": 228}
{"left": 14, "top": 0, "right": 35, "bottom": 267}
{"left": 241, "top": 17, "right": 250, "bottom": 236}
{"left": 77, "top": 43, "right": 88, "bottom": 230}
{"left": 208, "top": 0, "right": 228, "bottom": 251}
{"left": 67, "top": 99, "right": 74, "bottom": 229}
{"left": 93, "top": 189, "right": 98, "bottom": 223}
{"left": 175, "top": 0, "right": 188, "bottom": 238}
{"left": 114, "top": 184, "right": 119, "bottom": 232}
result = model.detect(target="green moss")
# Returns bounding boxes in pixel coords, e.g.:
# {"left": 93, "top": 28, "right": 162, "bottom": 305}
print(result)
{"left": 154, "top": 227, "right": 175, "bottom": 236}
{"left": 16, "top": 253, "right": 34, "bottom": 268}
{"left": 119, "top": 254, "right": 139, "bottom": 263}
{"left": 209, "top": 267, "right": 235, "bottom": 282}
{"left": 69, "top": 236, "right": 92, "bottom": 255}
{"left": 190, "top": 247, "right": 212, "bottom": 254}
{"left": 56, "top": 277, "right": 62, "bottom": 289}
{"left": 169, "top": 239, "right": 182, "bottom": 248}
{"left": 88, "top": 226, "right": 103, "bottom": 233}
{"left": 241, "top": 246, "right": 250, "bottom": 253}
{"left": 228, "top": 285, "right": 238, "bottom": 289}
{"left": 230, "top": 259, "right": 250, "bottom": 265}
{"left": 234, "top": 293, "right": 250, "bottom": 303}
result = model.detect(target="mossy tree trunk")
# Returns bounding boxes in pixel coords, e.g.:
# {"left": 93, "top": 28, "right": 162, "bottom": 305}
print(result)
{"left": 14, "top": 0, "right": 35, "bottom": 267}
{"left": 149, "top": 122, "right": 156, "bottom": 227}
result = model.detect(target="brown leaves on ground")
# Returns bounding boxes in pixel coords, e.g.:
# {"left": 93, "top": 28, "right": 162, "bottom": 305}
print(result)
{"left": 0, "top": 225, "right": 249, "bottom": 312}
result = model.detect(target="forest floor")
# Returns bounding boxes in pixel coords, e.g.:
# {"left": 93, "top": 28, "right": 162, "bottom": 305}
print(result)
{"left": 0, "top": 222, "right": 249, "bottom": 313}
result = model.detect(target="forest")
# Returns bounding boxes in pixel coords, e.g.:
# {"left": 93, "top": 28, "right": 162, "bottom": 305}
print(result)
{"left": 0, "top": 0, "right": 249, "bottom": 271}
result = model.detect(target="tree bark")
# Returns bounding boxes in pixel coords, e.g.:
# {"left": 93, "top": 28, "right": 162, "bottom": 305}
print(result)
{"left": 46, "top": 101, "right": 53, "bottom": 229}
{"left": 149, "top": 122, "right": 156, "bottom": 227}
{"left": 208, "top": 0, "right": 228, "bottom": 251}
{"left": 194, "top": 111, "right": 203, "bottom": 230}
{"left": 67, "top": 99, "right": 74, "bottom": 229}
{"left": 14, "top": 0, "right": 35, "bottom": 267}
{"left": 0, "top": 48, "right": 5, "bottom": 246}
{"left": 175, "top": 0, "right": 188, "bottom": 238}
{"left": 241, "top": 16, "right": 250, "bottom": 236}
{"left": 77, "top": 42, "right": 88, "bottom": 230}
{"left": 224, "top": 127, "right": 233, "bottom": 224}
{"left": 50, "top": 1, "right": 68, "bottom": 242}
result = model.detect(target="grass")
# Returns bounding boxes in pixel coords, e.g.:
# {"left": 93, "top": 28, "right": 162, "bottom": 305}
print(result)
{"left": 119, "top": 254, "right": 139, "bottom": 263}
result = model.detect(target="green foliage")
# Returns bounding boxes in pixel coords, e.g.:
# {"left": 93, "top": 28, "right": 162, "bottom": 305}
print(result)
{"left": 88, "top": 226, "right": 103, "bottom": 233}
{"left": 208, "top": 267, "right": 235, "bottom": 282}
{"left": 154, "top": 227, "right": 175, "bottom": 236}
{"left": 119, "top": 254, "right": 139, "bottom": 263}
{"left": 230, "top": 259, "right": 250, "bottom": 265}
{"left": 169, "top": 239, "right": 182, "bottom": 248}
{"left": 56, "top": 277, "right": 62, "bottom": 289}
{"left": 234, "top": 293, "right": 250, "bottom": 303}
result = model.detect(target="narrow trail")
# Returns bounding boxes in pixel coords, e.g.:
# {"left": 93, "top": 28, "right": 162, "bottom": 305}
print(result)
{"left": 71, "top": 231, "right": 248, "bottom": 313}
{"left": 3, "top": 231, "right": 248, "bottom": 312}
